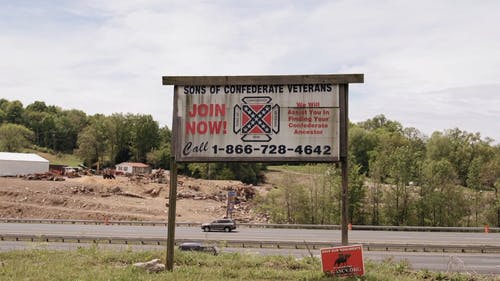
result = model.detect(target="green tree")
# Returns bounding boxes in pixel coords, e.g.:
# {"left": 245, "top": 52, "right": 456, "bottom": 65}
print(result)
{"left": 358, "top": 114, "right": 403, "bottom": 133}
{"left": 263, "top": 175, "right": 310, "bottom": 224}
{"left": 368, "top": 149, "right": 389, "bottom": 225}
{"left": 25, "top": 101, "right": 48, "bottom": 112}
{"left": 467, "top": 157, "right": 483, "bottom": 190}
{"left": 54, "top": 109, "right": 88, "bottom": 152}
{"left": 348, "top": 160, "right": 367, "bottom": 224}
{"left": 23, "top": 101, "right": 54, "bottom": 148}
{"left": 368, "top": 128, "right": 406, "bottom": 225}
{"left": 5, "top": 100, "right": 24, "bottom": 124}
{"left": 130, "top": 114, "right": 160, "bottom": 162}
{"left": 39, "top": 114, "right": 57, "bottom": 150}
{"left": 0, "top": 123, "right": 34, "bottom": 152}
{"left": 75, "top": 115, "right": 107, "bottom": 170}
{"left": 0, "top": 99, "right": 9, "bottom": 111}
{"left": 296, "top": 164, "right": 334, "bottom": 225}
{"left": 23, "top": 101, "right": 86, "bottom": 152}
{"left": 147, "top": 145, "right": 171, "bottom": 169}
{"left": 23, "top": 110, "right": 50, "bottom": 146}
{"left": 105, "top": 114, "right": 132, "bottom": 165}
{"left": 427, "top": 129, "right": 482, "bottom": 187}
{"left": 418, "top": 159, "right": 466, "bottom": 226}
{"left": 145, "top": 125, "right": 170, "bottom": 167}
{"left": 479, "top": 146, "right": 500, "bottom": 226}
{"left": 0, "top": 109, "right": 6, "bottom": 123}
{"left": 385, "top": 144, "right": 422, "bottom": 225}
{"left": 349, "top": 124, "right": 377, "bottom": 175}
{"left": 146, "top": 125, "right": 173, "bottom": 169}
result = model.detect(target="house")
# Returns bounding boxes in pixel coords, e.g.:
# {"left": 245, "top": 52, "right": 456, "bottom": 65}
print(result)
{"left": 0, "top": 152, "right": 49, "bottom": 176}
{"left": 115, "top": 162, "right": 151, "bottom": 175}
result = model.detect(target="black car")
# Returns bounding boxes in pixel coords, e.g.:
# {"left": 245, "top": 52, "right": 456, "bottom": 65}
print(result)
{"left": 201, "top": 218, "right": 237, "bottom": 232}
{"left": 178, "top": 242, "right": 219, "bottom": 255}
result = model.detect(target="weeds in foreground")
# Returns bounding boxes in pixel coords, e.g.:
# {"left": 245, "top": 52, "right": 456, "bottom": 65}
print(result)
{"left": 0, "top": 247, "right": 497, "bottom": 281}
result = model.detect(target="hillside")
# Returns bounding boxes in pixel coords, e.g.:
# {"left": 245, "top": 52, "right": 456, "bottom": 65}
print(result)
{"left": 0, "top": 174, "right": 271, "bottom": 223}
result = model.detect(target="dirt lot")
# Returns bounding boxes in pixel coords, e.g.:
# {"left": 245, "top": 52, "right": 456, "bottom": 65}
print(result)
{"left": 0, "top": 174, "right": 271, "bottom": 223}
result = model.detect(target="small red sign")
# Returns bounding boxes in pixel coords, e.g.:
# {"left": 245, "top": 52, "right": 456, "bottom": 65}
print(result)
{"left": 320, "top": 244, "right": 365, "bottom": 277}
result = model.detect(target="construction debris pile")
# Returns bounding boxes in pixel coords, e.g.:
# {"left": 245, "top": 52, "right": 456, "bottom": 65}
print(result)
{"left": 174, "top": 180, "right": 268, "bottom": 223}
{"left": 23, "top": 172, "right": 65, "bottom": 181}
{"left": 1, "top": 167, "right": 270, "bottom": 223}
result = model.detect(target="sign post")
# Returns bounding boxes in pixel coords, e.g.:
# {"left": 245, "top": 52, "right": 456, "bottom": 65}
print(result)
{"left": 340, "top": 84, "right": 349, "bottom": 245}
{"left": 227, "top": 190, "right": 236, "bottom": 218}
{"left": 166, "top": 156, "right": 177, "bottom": 271}
{"left": 163, "top": 74, "right": 363, "bottom": 270}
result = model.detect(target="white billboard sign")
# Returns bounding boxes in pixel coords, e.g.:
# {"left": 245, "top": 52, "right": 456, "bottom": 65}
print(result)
{"left": 173, "top": 83, "right": 340, "bottom": 162}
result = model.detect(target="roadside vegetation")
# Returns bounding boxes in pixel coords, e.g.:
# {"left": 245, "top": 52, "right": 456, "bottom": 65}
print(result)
{"left": 0, "top": 247, "right": 497, "bottom": 281}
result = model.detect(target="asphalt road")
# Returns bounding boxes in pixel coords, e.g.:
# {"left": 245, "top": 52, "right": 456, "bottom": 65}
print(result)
{"left": 1, "top": 223, "right": 499, "bottom": 246}
{"left": 1, "top": 223, "right": 500, "bottom": 274}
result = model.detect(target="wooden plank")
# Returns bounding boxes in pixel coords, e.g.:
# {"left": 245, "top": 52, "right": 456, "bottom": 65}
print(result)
{"left": 163, "top": 74, "right": 364, "bottom": 85}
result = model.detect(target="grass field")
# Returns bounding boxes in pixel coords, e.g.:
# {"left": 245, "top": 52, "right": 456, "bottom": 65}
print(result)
{"left": 24, "top": 149, "right": 83, "bottom": 167}
{"left": 268, "top": 164, "right": 330, "bottom": 174}
{"left": 0, "top": 247, "right": 496, "bottom": 281}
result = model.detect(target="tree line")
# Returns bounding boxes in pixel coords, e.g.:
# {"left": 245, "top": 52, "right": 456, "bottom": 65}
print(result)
{"left": 258, "top": 115, "right": 500, "bottom": 227}
{"left": 0, "top": 99, "right": 168, "bottom": 166}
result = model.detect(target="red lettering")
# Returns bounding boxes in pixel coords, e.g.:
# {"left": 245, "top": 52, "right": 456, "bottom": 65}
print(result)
{"left": 214, "top": 104, "right": 225, "bottom": 116}
{"left": 209, "top": 121, "right": 223, "bottom": 134}
{"left": 198, "top": 104, "right": 209, "bottom": 116}
{"left": 197, "top": 121, "right": 207, "bottom": 134}
{"left": 188, "top": 104, "right": 226, "bottom": 117}
{"left": 185, "top": 121, "right": 227, "bottom": 135}
{"left": 186, "top": 121, "right": 196, "bottom": 134}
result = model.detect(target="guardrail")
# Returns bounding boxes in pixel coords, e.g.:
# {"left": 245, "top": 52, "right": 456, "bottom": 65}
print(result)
{"left": 1, "top": 218, "right": 499, "bottom": 233}
{"left": 1, "top": 233, "right": 499, "bottom": 253}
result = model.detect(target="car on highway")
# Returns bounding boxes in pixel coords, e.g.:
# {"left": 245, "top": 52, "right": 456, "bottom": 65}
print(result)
{"left": 178, "top": 242, "right": 219, "bottom": 255}
{"left": 201, "top": 218, "right": 237, "bottom": 232}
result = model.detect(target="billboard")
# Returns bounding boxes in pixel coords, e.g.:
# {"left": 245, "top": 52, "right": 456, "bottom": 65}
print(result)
{"left": 320, "top": 244, "right": 365, "bottom": 277}
{"left": 173, "top": 83, "right": 340, "bottom": 162}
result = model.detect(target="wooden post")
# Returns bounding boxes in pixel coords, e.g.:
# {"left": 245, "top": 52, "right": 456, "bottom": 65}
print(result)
{"left": 341, "top": 157, "right": 348, "bottom": 245}
{"left": 166, "top": 156, "right": 177, "bottom": 271}
{"left": 339, "top": 84, "right": 349, "bottom": 246}
{"left": 166, "top": 86, "right": 180, "bottom": 271}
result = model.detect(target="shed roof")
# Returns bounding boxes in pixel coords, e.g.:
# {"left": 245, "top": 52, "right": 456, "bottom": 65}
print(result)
{"left": 0, "top": 152, "right": 49, "bottom": 163}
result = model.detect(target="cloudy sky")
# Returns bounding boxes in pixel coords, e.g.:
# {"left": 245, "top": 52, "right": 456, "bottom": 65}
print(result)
{"left": 2, "top": 0, "right": 499, "bottom": 142}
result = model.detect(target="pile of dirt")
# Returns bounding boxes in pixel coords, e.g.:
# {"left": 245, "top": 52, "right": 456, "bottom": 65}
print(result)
{"left": 0, "top": 174, "right": 269, "bottom": 223}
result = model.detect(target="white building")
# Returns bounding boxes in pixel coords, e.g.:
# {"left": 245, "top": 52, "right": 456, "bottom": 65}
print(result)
{"left": 115, "top": 162, "right": 151, "bottom": 175}
{"left": 0, "top": 152, "right": 49, "bottom": 176}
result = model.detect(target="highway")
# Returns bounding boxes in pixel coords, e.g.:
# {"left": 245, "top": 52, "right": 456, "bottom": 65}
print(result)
{"left": 1, "top": 223, "right": 499, "bottom": 246}
{"left": 1, "top": 223, "right": 499, "bottom": 274}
